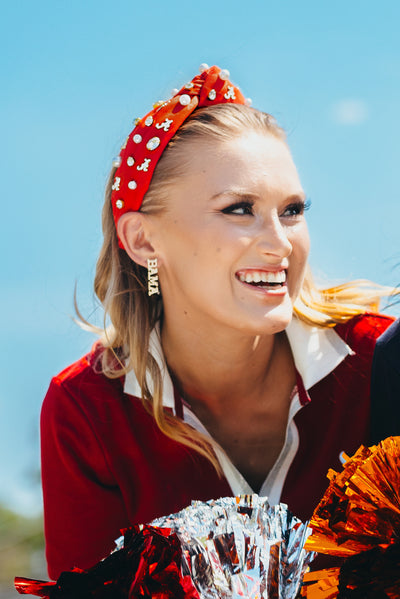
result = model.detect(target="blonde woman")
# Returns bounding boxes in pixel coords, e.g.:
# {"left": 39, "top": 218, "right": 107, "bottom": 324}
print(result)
{"left": 41, "top": 65, "right": 394, "bottom": 579}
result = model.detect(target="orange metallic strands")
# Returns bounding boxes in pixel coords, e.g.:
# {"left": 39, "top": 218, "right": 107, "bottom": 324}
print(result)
{"left": 300, "top": 568, "right": 340, "bottom": 598}
{"left": 305, "top": 436, "right": 400, "bottom": 557}
{"left": 301, "top": 437, "right": 400, "bottom": 597}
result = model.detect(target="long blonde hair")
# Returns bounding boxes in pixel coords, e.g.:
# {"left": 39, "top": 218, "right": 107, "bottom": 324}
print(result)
{"left": 92, "top": 103, "right": 392, "bottom": 470}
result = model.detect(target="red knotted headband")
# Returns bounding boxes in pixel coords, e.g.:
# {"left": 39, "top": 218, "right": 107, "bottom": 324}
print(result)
{"left": 111, "top": 64, "right": 248, "bottom": 246}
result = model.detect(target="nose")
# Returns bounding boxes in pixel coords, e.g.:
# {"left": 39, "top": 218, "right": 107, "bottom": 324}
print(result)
{"left": 255, "top": 215, "right": 292, "bottom": 259}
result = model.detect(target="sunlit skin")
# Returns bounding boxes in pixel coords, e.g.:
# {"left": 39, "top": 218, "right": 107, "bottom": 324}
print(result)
{"left": 119, "top": 131, "right": 310, "bottom": 490}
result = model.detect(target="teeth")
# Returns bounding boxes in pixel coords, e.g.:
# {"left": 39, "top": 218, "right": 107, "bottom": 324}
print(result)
{"left": 238, "top": 270, "right": 286, "bottom": 284}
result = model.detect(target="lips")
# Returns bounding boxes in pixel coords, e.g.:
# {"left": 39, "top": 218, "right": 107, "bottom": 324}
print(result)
{"left": 236, "top": 269, "right": 287, "bottom": 288}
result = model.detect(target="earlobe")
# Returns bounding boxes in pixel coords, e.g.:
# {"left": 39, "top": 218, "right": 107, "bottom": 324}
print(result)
{"left": 117, "top": 212, "right": 156, "bottom": 268}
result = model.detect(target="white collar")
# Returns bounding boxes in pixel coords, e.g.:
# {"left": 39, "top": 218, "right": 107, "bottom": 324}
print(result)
{"left": 285, "top": 316, "right": 353, "bottom": 390}
{"left": 124, "top": 317, "right": 353, "bottom": 410}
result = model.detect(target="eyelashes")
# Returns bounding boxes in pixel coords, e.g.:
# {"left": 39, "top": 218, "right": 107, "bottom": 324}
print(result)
{"left": 221, "top": 201, "right": 254, "bottom": 215}
{"left": 221, "top": 198, "right": 311, "bottom": 217}
{"left": 282, "top": 199, "right": 311, "bottom": 217}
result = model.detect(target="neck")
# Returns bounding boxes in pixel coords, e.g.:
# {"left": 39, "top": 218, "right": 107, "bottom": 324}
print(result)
{"left": 160, "top": 316, "right": 290, "bottom": 416}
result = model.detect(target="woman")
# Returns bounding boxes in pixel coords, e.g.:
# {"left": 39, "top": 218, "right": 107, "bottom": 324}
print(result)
{"left": 41, "top": 64, "right": 394, "bottom": 579}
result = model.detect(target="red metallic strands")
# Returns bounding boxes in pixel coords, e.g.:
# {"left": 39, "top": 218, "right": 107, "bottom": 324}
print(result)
{"left": 15, "top": 526, "right": 199, "bottom": 598}
{"left": 111, "top": 65, "right": 246, "bottom": 246}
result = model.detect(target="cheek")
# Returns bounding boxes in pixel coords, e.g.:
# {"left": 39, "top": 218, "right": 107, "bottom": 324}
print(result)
{"left": 158, "top": 227, "right": 220, "bottom": 283}
{"left": 292, "top": 224, "right": 310, "bottom": 262}
{"left": 287, "top": 227, "right": 310, "bottom": 295}
{"left": 158, "top": 223, "right": 199, "bottom": 260}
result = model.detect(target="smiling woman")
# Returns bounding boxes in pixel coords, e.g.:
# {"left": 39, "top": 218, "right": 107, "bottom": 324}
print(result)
{"left": 40, "top": 65, "right": 395, "bottom": 580}
{"left": 118, "top": 130, "right": 310, "bottom": 341}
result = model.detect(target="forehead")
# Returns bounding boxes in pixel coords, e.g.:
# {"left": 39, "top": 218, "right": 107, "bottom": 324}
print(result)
{"left": 178, "top": 131, "right": 301, "bottom": 193}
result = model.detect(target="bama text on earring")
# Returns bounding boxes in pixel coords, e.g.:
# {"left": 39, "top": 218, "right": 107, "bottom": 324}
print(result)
{"left": 147, "top": 258, "right": 160, "bottom": 296}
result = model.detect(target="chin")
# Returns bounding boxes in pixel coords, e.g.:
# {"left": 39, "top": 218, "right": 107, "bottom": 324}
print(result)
{"left": 260, "top": 296, "right": 295, "bottom": 331}
{"left": 236, "top": 305, "right": 294, "bottom": 337}
{"left": 261, "top": 312, "right": 293, "bottom": 335}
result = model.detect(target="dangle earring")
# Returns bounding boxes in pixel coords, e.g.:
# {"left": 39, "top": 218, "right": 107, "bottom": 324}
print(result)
{"left": 147, "top": 258, "right": 160, "bottom": 296}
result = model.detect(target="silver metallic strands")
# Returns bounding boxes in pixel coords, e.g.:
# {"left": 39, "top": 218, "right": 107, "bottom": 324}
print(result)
{"left": 151, "top": 495, "right": 315, "bottom": 599}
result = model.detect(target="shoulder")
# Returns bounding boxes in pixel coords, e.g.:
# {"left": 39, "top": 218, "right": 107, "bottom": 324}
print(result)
{"left": 334, "top": 312, "right": 395, "bottom": 355}
{"left": 51, "top": 351, "right": 95, "bottom": 388}
{"left": 42, "top": 343, "right": 127, "bottom": 421}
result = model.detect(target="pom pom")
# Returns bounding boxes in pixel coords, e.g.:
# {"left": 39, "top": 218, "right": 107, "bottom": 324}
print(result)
{"left": 15, "top": 496, "right": 314, "bottom": 598}
{"left": 301, "top": 436, "right": 400, "bottom": 597}
{"left": 305, "top": 437, "right": 400, "bottom": 557}
{"left": 15, "top": 526, "right": 198, "bottom": 598}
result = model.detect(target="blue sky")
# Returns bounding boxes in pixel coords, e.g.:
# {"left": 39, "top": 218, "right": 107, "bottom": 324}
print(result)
{"left": 1, "top": 0, "right": 400, "bottom": 514}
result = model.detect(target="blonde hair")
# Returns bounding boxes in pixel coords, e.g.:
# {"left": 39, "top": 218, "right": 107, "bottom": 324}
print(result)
{"left": 92, "top": 104, "right": 392, "bottom": 471}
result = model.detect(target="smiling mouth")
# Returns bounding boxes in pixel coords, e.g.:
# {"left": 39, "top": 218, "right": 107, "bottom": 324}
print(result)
{"left": 236, "top": 270, "right": 287, "bottom": 288}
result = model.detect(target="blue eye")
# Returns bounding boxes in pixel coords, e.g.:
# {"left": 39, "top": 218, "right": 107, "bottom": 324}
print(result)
{"left": 222, "top": 201, "right": 254, "bottom": 216}
{"left": 281, "top": 199, "right": 311, "bottom": 217}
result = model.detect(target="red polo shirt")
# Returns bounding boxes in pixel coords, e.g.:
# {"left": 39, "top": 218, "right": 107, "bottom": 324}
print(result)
{"left": 41, "top": 313, "right": 393, "bottom": 579}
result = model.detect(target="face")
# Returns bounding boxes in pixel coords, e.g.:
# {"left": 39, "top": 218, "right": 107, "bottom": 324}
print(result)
{"left": 150, "top": 131, "right": 310, "bottom": 337}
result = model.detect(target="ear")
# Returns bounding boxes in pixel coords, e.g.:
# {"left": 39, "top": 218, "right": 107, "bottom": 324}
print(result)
{"left": 117, "top": 212, "right": 156, "bottom": 268}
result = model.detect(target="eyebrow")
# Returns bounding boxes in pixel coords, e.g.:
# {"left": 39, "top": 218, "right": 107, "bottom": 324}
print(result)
{"left": 210, "top": 190, "right": 259, "bottom": 202}
{"left": 210, "top": 190, "right": 307, "bottom": 202}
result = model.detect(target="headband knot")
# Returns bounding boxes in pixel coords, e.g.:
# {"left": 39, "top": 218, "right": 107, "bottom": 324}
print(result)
{"left": 111, "top": 65, "right": 247, "bottom": 246}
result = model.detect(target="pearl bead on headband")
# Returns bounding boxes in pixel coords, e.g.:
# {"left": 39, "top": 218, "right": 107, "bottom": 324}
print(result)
{"left": 111, "top": 64, "right": 248, "bottom": 247}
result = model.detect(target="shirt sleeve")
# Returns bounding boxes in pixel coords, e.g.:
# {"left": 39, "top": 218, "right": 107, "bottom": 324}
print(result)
{"left": 41, "top": 375, "right": 130, "bottom": 580}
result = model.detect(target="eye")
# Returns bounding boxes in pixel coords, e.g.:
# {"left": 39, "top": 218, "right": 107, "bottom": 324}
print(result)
{"left": 281, "top": 199, "right": 311, "bottom": 218}
{"left": 221, "top": 201, "right": 254, "bottom": 216}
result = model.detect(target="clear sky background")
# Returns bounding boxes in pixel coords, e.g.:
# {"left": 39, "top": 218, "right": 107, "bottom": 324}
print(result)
{"left": 1, "top": 0, "right": 400, "bottom": 515}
